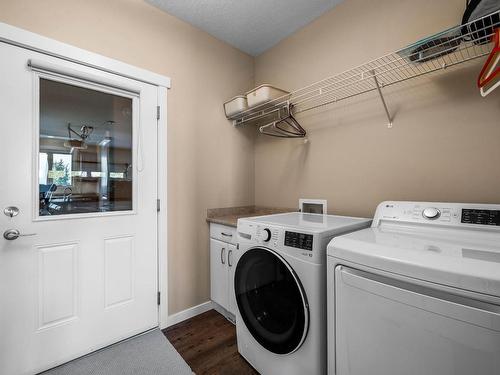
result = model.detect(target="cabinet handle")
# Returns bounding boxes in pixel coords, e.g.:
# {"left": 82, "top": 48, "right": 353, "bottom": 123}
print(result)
{"left": 228, "top": 249, "right": 233, "bottom": 267}
{"left": 221, "top": 232, "right": 233, "bottom": 237}
{"left": 220, "top": 247, "right": 226, "bottom": 264}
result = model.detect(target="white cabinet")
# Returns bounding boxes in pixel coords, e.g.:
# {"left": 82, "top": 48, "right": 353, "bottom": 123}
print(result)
{"left": 210, "top": 223, "right": 237, "bottom": 319}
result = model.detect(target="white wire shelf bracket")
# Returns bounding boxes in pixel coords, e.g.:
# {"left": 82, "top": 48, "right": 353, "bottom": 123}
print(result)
{"left": 230, "top": 10, "right": 500, "bottom": 129}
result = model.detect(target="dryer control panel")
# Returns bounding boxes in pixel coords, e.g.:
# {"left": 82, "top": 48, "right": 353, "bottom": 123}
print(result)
{"left": 461, "top": 209, "right": 500, "bottom": 226}
{"left": 374, "top": 201, "right": 500, "bottom": 230}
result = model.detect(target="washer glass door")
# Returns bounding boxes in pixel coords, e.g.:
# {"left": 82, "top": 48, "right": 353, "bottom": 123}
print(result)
{"left": 234, "top": 247, "right": 309, "bottom": 355}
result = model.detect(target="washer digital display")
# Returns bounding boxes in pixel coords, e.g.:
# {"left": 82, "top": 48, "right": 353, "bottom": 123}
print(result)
{"left": 284, "top": 231, "right": 313, "bottom": 251}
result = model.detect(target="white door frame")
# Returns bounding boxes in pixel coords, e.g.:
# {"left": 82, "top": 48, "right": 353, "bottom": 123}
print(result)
{"left": 0, "top": 21, "right": 171, "bottom": 329}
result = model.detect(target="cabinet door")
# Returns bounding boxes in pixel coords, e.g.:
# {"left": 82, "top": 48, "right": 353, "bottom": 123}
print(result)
{"left": 210, "top": 239, "right": 228, "bottom": 309}
{"left": 226, "top": 243, "right": 237, "bottom": 315}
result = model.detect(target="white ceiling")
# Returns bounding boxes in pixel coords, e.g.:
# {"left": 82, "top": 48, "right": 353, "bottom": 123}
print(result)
{"left": 146, "top": 0, "right": 343, "bottom": 56}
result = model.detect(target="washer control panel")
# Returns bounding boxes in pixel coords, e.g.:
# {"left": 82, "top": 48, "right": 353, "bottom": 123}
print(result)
{"left": 284, "top": 231, "right": 313, "bottom": 251}
{"left": 237, "top": 221, "right": 321, "bottom": 262}
{"left": 255, "top": 226, "right": 314, "bottom": 251}
{"left": 374, "top": 201, "right": 500, "bottom": 230}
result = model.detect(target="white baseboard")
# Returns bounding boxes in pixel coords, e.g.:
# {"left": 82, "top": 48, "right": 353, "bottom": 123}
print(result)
{"left": 212, "top": 303, "right": 236, "bottom": 324}
{"left": 166, "top": 301, "right": 213, "bottom": 328}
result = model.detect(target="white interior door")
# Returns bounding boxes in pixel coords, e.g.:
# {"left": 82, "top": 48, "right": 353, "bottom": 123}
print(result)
{"left": 0, "top": 42, "right": 159, "bottom": 375}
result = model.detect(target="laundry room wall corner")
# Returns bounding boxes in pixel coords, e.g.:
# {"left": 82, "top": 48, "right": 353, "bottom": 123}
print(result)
{"left": 254, "top": 0, "right": 500, "bottom": 217}
{"left": 0, "top": 0, "right": 256, "bottom": 316}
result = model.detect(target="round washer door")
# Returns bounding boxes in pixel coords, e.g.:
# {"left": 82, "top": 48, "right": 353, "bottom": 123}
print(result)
{"left": 234, "top": 247, "right": 309, "bottom": 355}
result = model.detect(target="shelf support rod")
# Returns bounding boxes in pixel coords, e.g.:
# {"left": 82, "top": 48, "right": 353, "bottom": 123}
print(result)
{"left": 370, "top": 70, "right": 393, "bottom": 128}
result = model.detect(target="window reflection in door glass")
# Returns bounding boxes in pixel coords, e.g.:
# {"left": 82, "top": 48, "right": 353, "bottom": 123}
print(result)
{"left": 38, "top": 78, "right": 133, "bottom": 216}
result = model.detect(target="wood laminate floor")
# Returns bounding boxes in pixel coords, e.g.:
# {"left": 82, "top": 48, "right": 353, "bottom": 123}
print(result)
{"left": 163, "top": 309, "right": 259, "bottom": 375}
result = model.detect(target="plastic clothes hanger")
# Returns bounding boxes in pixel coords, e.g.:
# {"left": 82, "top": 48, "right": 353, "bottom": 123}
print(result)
{"left": 259, "top": 105, "right": 306, "bottom": 138}
{"left": 478, "top": 28, "right": 500, "bottom": 97}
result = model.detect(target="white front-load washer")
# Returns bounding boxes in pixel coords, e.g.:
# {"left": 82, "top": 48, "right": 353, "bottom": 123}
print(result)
{"left": 235, "top": 212, "right": 371, "bottom": 375}
{"left": 327, "top": 201, "right": 500, "bottom": 375}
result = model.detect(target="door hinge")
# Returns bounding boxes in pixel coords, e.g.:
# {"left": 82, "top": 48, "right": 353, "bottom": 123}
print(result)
{"left": 157, "top": 199, "right": 160, "bottom": 212}
{"left": 157, "top": 106, "right": 161, "bottom": 120}
{"left": 157, "top": 291, "right": 161, "bottom": 305}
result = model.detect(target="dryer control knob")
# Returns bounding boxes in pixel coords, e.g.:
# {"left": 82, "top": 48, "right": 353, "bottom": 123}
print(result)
{"left": 262, "top": 228, "right": 271, "bottom": 242}
{"left": 422, "top": 207, "right": 441, "bottom": 220}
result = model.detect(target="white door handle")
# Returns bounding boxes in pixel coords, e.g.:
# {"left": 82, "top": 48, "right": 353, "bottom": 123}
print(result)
{"left": 220, "top": 247, "right": 226, "bottom": 264}
{"left": 3, "top": 229, "right": 36, "bottom": 241}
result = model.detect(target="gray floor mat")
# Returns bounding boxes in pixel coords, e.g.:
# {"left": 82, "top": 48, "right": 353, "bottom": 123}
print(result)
{"left": 41, "top": 329, "right": 194, "bottom": 375}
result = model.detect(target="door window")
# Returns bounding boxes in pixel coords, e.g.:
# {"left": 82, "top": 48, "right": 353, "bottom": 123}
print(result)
{"left": 38, "top": 78, "right": 134, "bottom": 216}
{"left": 234, "top": 248, "right": 309, "bottom": 354}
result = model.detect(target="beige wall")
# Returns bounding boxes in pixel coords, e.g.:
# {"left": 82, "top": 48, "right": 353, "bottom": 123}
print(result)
{"left": 1, "top": 0, "right": 499, "bottom": 316}
{"left": 254, "top": 0, "right": 500, "bottom": 218}
{"left": 0, "top": 0, "right": 255, "bottom": 314}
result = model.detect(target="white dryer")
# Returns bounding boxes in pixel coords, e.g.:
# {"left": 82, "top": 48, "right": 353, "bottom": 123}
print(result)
{"left": 327, "top": 201, "right": 500, "bottom": 375}
{"left": 235, "top": 212, "right": 371, "bottom": 375}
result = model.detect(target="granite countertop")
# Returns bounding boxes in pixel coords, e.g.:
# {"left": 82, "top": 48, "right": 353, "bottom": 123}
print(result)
{"left": 207, "top": 205, "right": 296, "bottom": 227}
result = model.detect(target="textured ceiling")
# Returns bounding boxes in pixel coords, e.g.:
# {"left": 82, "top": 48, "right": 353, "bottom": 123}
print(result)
{"left": 146, "top": 0, "right": 343, "bottom": 56}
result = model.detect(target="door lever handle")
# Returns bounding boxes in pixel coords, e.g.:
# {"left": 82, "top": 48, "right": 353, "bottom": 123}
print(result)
{"left": 3, "top": 229, "right": 36, "bottom": 241}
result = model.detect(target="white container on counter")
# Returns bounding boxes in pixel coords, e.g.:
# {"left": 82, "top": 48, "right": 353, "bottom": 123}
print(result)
{"left": 246, "top": 84, "right": 289, "bottom": 108}
{"left": 223, "top": 95, "right": 248, "bottom": 118}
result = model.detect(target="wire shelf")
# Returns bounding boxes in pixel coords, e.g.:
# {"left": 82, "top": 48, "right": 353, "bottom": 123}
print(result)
{"left": 230, "top": 10, "right": 500, "bottom": 127}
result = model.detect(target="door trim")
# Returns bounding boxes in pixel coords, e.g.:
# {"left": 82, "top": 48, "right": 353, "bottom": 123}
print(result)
{"left": 0, "top": 22, "right": 171, "bottom": 329}
{"left": 157, "top": 86, "right": 169, "bottom": 329}
{"left": 0, "top": 22, "right": 171, "bottom": 88}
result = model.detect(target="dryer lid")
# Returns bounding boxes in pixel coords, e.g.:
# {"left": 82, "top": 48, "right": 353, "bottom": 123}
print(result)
{"left": 328, "top": 223, "right": 500, "bottom": 298}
